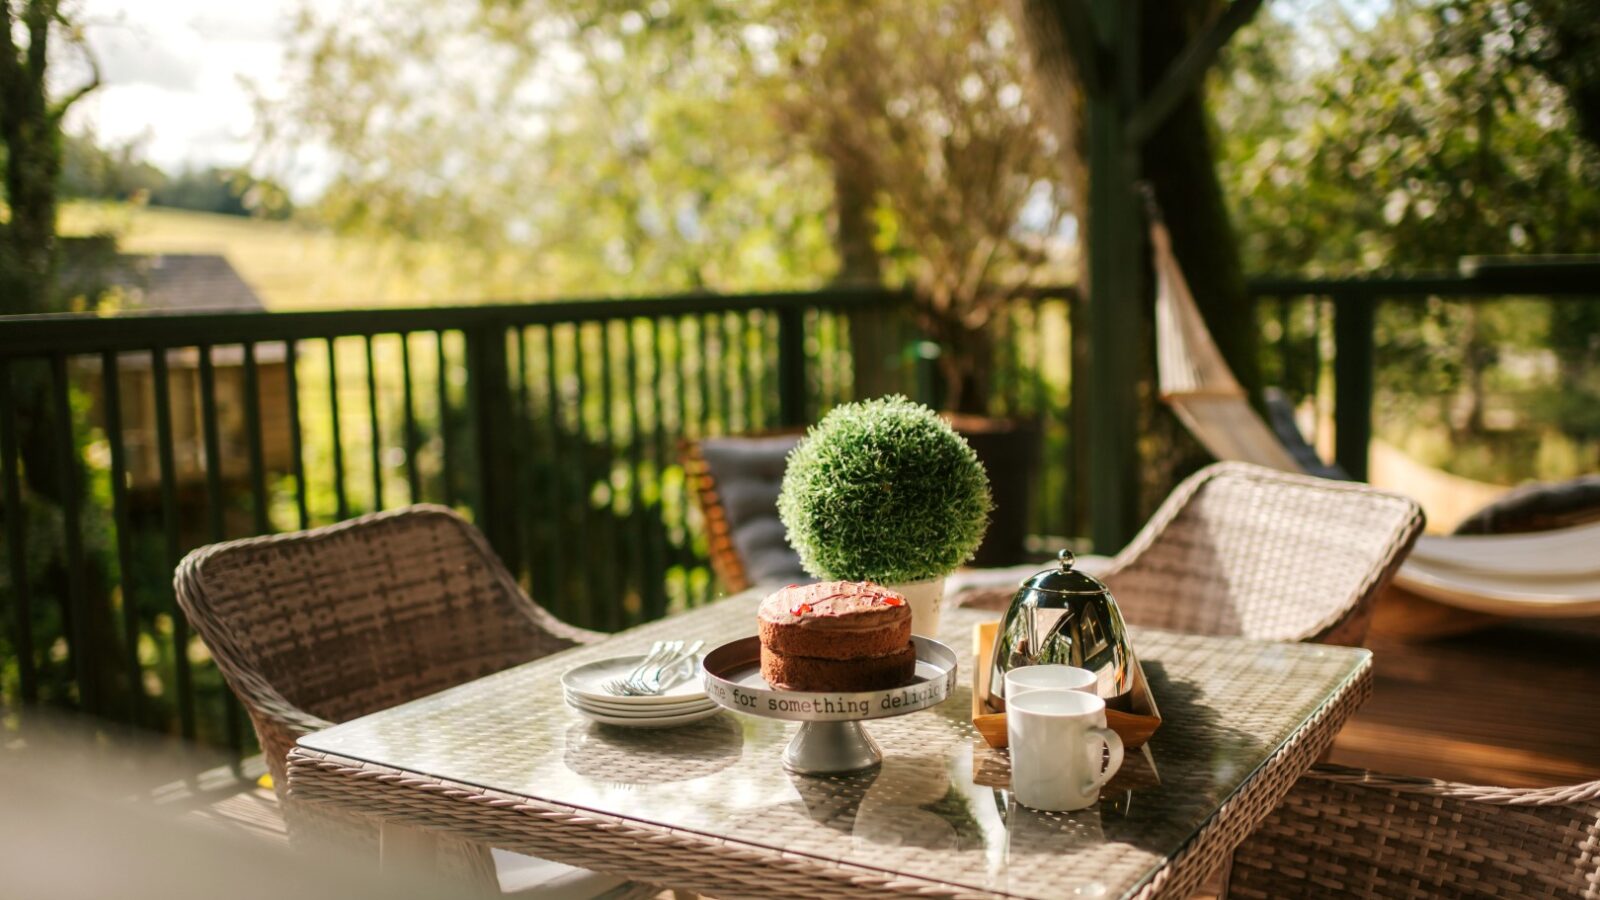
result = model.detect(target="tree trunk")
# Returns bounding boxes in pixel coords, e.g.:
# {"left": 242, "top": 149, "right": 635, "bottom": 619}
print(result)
{"left": 827, "top": 127, "right": 905, "bottom": 405}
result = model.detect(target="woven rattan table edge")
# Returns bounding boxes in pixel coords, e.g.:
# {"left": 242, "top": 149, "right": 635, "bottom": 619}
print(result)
{"left": 285, "top": 647, "right": 1374, "bottom": 900}
{"left": 1129, "top": 656, "right": 1374, "bottom": 900}
{"left": 286, "top": 747, "right": 995, "bottom": 899}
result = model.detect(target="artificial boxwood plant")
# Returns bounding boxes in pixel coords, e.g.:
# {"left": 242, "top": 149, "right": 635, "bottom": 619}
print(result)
{"left": 778, "top": 395, "right": 992, "bottom": 584}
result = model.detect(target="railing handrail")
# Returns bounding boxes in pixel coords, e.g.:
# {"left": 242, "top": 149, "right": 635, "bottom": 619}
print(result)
{"left": 1248, "top": 259, "right": 1600, "bottom": 298}
{"left": 0, "top": 286, "right": 912, "bottom": 357}
{"left": 4, "top": 251, "right": 1594, "bottom": 357}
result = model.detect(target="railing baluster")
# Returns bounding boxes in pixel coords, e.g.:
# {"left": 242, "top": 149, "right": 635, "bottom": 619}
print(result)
{"left": 541, "top": 325, "right": 567, "bottom": 620}
{"left": 691, "top": 315, "right": 710, "bottom": 602}
{"left": 150, "top": 348, "right": 194, "bottom": 741}
{"left": 242, "top": 343, "right": 270, "bottom": 535}
{"left": 364, "top": 334, "right": 383, "bottom": 513}
{"left": 197, "top": 346, "right": 226, "bottom": 543}
{"left": 436, "top": 332, "right": 456, "bottom": 509}
{"left": 399, "top": 333, "right": 421, "bottom": 504}
{"left": 776, "top": 306, "right": 806, "bottom": 427}
{"left": 196, "top": 345, "right": 243, "bottom": 761}
{"left": 673, "top": 316, "right": 697, "bottom": 608}
{"left": 625, "top": 318, "right": 647, "bottom": 624}
{"left": 0, "top": 360, "right": 37, "bottom": 705}
{"left": 464, "top": 324, "right": 518, "bottom": 573}
{"left": 646, "top": 316, "right": 669, "bottom": 620}
{"left": 569, "top": 323, "right": 594, "bottom": 626}
{"left": 100, "top": 351, "right": 142, "bottom": 725}
{"left": 284, "top": 339, "right": 310, "bottom": 529}
{"left": 514, "top": 327, "right": 533, "bottom": 586}
{"left": 327, "top": 338, "right": 348, "bottom": 520}
{"left": 1333, "top": 293, "right": 1376, "bottom": 481}
{"left": 49, "top": 353, "right": 92, "bottom": 713}
{"left": 597, "top": 319, "right": 619, "bottom": 629}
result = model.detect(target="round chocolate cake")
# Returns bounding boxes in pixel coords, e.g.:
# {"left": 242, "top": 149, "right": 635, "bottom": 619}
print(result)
{"left": 758, "top": 581, "right": 917, "bottom": 692}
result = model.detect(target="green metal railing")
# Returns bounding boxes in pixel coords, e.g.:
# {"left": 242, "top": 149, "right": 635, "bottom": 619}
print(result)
{"left": 0, "top": 286, "right": 1080, "bottom": 758}
{"left": 1249, "top": 256, "right": 1600, "bottom": 481}
{"left": 3, "top": 259, "right": 1595, "bottom": 763}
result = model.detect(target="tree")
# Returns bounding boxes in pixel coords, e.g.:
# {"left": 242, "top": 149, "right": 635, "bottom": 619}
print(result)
{"left": 0, "top": 0, "right": 98, "bottom": 315}
{"left": 764, "top": 0, "right": 1071, "bottom": 413}
{"left": 268, "top": 0, "right": 1073, "bottom": 411}
{"left": 1214, "top": 0, "right": 1600, "bottom": 477}
{"left": 267, "top": 0, "right": 836, "bottom": 297}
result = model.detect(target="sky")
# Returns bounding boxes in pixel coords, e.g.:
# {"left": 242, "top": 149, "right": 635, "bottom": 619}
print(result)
{"left": 69, "top": 0, "right": 298, "bottom": 182}
{"left": 65, "top": 0, "right": 1357, "bottom": 206}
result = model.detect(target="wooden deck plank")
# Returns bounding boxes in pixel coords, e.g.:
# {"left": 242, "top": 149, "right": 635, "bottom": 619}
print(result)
{"left": 1328, "top": 620, "right": 1600, "bottom": 788}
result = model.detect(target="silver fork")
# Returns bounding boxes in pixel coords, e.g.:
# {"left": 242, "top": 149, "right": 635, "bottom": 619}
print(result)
{"left": 602, "top": 641, "right": 671, "bottom": 696}
{"left": 627, "top": 640, "right": 704, "bottom": 696}
{"left": 649, "top": 640, "right": 705, "bottom": 694}
{"left": 622, "top": 640, "right": 684, "bottom": 695}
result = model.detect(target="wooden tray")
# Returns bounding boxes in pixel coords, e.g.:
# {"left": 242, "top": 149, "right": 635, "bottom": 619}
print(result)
{"left": 971, "top": 620, "right": 1162, "bottom": 750}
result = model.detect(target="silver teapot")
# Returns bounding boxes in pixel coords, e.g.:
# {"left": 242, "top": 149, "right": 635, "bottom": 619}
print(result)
{"left": 986, "top": 550, "right": 1138, "bottom": 713}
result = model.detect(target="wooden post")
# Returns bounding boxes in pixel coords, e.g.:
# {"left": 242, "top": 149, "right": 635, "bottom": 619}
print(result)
{"left": 777, "top": 306, "right": 807, "bottom": 426}
{"left": 465, "top": 324, "right": 520, "bottom": 573}
{"left": 1084, "top": 0, "right": 1143, "bottom": 554}
{"left": 1333, "top": 294, "right": 1375, "bottom": 481}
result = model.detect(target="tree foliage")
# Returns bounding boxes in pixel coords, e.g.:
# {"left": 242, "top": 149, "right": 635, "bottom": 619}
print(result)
{"left": 267, "top": 0, "right": 1070, "bottom": 409}
{"left": 0, "top": 0, "right": 99, "bottom": 314}
{"left": 1215, "top": 0, "right": 1600, "bottom": 477}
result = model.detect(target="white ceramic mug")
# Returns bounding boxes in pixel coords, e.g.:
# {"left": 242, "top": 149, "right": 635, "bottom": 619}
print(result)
{"left": 1004, "top": 664, "right": 1097, "bottom": 702}
{"left": 1007, "top": 690, "right": 1125, "bottom": 812}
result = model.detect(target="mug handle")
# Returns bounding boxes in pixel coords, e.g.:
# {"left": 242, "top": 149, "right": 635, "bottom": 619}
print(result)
{"left": 1083, "top": 727, "right": 1125, "bottom": 791}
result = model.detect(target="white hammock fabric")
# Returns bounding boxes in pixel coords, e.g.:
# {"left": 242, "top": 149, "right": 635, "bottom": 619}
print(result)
{"left": 1151, "top": 218, "right": 1600, "bottom": 618}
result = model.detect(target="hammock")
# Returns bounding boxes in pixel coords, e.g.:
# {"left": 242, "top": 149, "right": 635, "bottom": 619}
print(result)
{"left": 1151, "top": 218, "right": 1600, "bottom": 619}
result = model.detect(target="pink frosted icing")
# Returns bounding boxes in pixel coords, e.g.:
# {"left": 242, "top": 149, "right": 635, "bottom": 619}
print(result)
{"left": 758, "top": 581, "right": 910, "bottom": 630}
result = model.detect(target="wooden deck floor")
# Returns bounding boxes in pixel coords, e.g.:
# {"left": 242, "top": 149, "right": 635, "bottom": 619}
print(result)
{"left": 1329, "top": 619, "right": 1600, "bottom": 787}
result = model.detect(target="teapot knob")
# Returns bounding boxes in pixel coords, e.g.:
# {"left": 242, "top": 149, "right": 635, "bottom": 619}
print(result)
{"left": 1057, "top": 548, "right": 1075, "bottom": 571}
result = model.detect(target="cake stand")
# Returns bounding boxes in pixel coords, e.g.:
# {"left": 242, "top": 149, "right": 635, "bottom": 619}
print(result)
{"left": 701, "top": 635, "right": 958, "bottom": 775}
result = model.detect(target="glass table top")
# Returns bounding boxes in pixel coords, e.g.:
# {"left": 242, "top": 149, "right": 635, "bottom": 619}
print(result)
{"left": 299, "top": 594, "right": 1371, "bottom": 899}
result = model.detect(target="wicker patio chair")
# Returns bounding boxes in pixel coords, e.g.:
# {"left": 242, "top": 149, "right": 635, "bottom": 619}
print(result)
{"left": 1096, "top": 462, "right": 1425, "bottom": 646}
{"left": 681, "top": 433, "right": 808, "bottom": 593}
{"left": 956, "top": 462, "right": 1424, "bottom": 646}
{"left": 1228, "top": 764, "right": 1600, "bottom": 898}
{"left": 174, "top": 504, "right": 654, "bottom": 898}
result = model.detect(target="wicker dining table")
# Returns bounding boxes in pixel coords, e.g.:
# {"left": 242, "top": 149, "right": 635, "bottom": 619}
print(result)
{"left": 286, "top": 591, "right": 1373, "bottom": 900}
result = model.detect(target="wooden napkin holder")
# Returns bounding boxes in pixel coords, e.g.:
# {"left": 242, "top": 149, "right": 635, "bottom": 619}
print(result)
{"left": 971, "top": 620, "right": 1162, "bottom": 750}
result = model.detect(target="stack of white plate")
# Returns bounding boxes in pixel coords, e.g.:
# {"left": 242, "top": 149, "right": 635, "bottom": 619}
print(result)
{"left": 561, "top": 655, "right": 720, "bottom": 728}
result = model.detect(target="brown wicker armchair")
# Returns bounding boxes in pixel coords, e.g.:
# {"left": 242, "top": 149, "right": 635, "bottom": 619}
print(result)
{"left": 956, "top": 462, "right": 1425, "bottom": 646}
{"left": 174, "top": 504, "right": 648, "bottom": 897}
{"left": 1228, "top": 764, "right": 1600, "bottom": 898}
{"left": 681, "top": 433, "right": 807, "bottom": 593}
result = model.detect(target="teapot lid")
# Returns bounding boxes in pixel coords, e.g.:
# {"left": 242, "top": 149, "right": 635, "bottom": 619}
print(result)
{"left": 1020, "top": 549, "right": 1110, "bottom": 596}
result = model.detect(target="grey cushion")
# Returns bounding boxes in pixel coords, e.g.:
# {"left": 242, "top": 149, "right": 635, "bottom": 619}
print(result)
{"left": 1454, "top": 475, "right": 1600, "bottom": 535}
{"left": 1263, "top": 387, "right": 1350, "bottom": 481}
{"left": 699, "top": 435, "right": 811, "bottom": 586}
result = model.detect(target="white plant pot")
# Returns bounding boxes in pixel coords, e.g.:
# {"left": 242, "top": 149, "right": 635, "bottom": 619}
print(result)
{"left": 886, "top": 576, "right": 946, "bottom": 639}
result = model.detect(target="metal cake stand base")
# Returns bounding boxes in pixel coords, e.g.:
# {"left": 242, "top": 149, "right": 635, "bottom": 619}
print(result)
{"left": 784, "top": 720, "right": 883, "bottom": 775}
{"left": 702, "top": 635, "right": 959, "bottom": 777}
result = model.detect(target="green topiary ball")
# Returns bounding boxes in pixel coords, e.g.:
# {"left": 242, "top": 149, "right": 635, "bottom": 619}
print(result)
{"left": 778, "top": 395, "right": 992, "bottom": 584}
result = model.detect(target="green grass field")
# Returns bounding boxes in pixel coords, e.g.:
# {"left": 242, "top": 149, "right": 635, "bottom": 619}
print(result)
{"left": 60, "top": 202, "right": 528, "bottom": 310}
